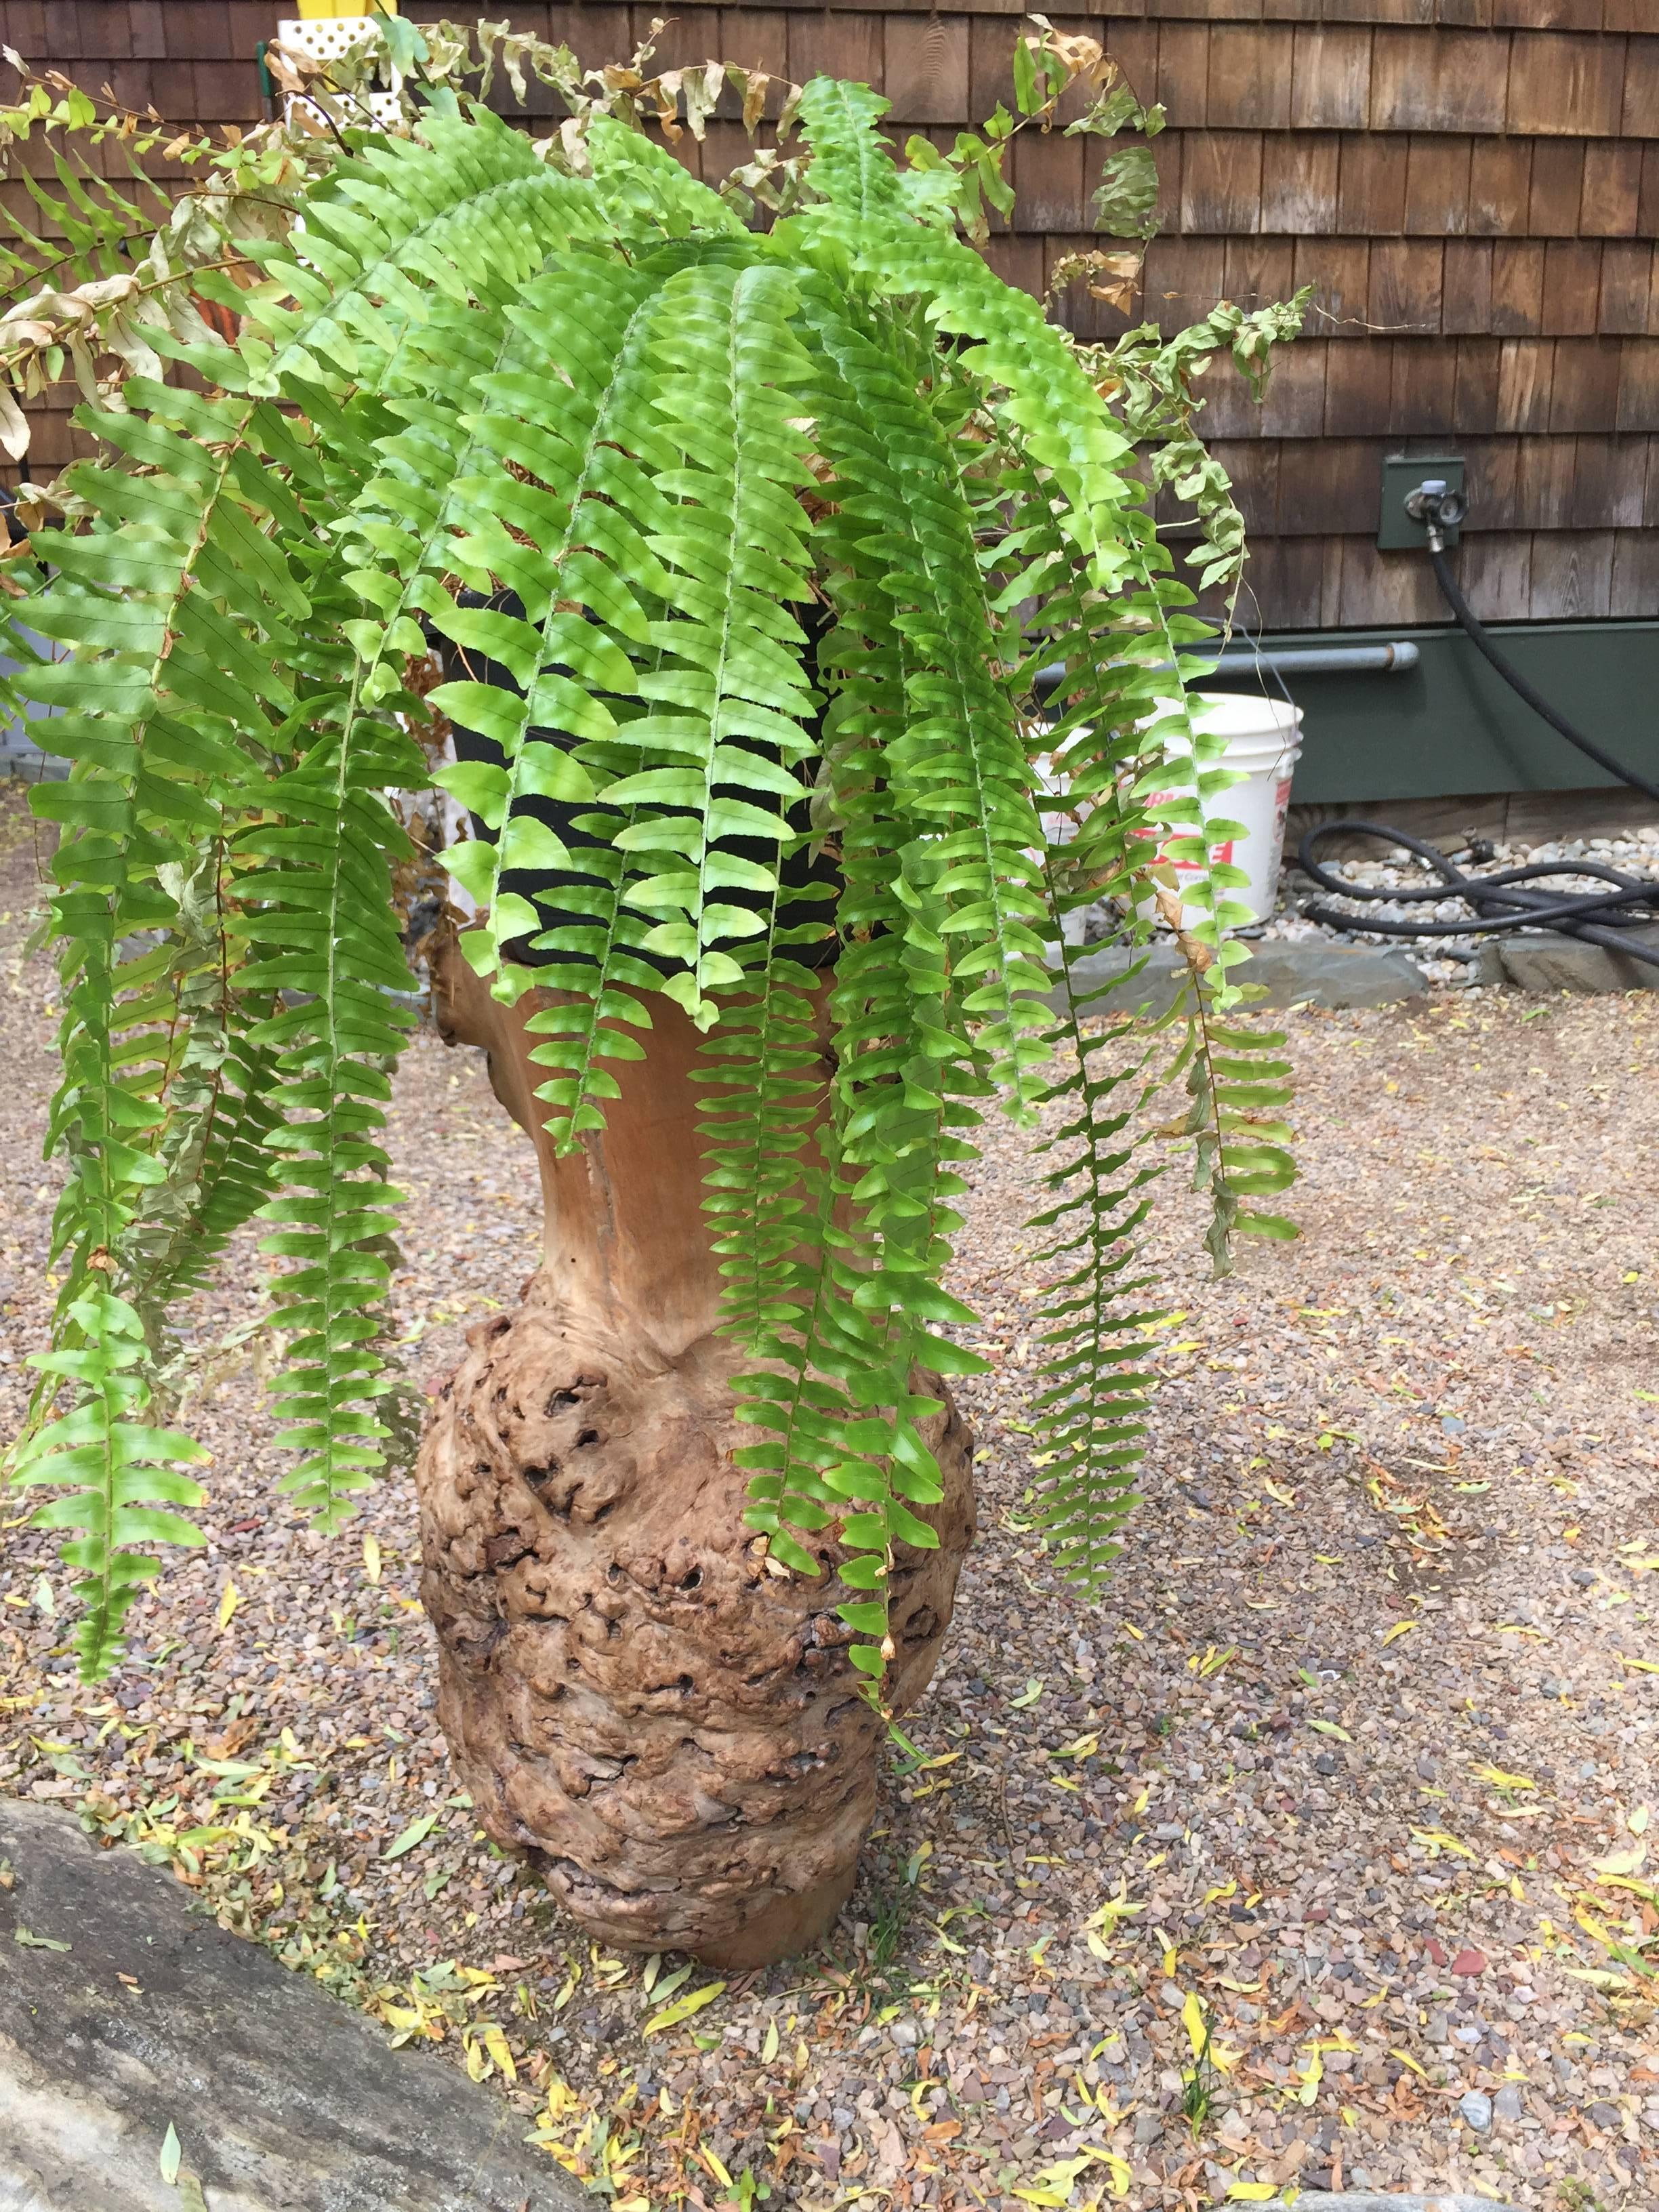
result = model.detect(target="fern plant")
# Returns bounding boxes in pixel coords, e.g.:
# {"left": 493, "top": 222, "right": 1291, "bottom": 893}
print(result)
{"left": 0, "top": 20, "right": 1302, "bottom": 1688}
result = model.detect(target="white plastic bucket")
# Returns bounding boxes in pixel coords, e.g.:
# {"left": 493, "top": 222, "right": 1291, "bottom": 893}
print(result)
{"left": 1139, "top": 691, "right": 1304, "bottom": 928}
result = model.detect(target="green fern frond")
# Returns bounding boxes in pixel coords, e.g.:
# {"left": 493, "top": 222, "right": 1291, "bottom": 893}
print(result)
{"left": 7, "top": 361, "right": 352, "bottom": 1599}
{"left": 240, "top": 108, "right": 603, "bottom": 394}
{"left": 12, "top": 1286, "right": 209, "bottom": 1678}
{"left": 108, "top": 847, "right": 283, "bottom": 1353}
{"left": 798, "top": 79, "right": 1136, "bottom": 588}
{"left": 585, "top": 114, "right": 746, "bottom": 237}
{"left": 1023, "top": 874, "right": 1162, "bottom": 1594}
{"left": 1, "top": 37, "right": 1305, "bottom": 1680}
{"left": 442, "top": 252, "right": 824, "bottom": 1140}
{"left": 800, "top": 283, "right": 1052, "bottom": 1120}
{"left": 420, "top": 249, "right": 676, "bottom": 1027}
{"left": 693, "top": 944, "right": 830, "bottom": 1355}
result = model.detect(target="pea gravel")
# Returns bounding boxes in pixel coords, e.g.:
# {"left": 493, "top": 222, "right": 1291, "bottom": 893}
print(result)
{"left": 0, "top": 789, "right": 1654, "bottom": 2211}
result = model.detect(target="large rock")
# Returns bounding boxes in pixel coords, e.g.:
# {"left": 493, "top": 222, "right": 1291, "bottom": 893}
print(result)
{"left": 0, "top": 1798, "right": 581, "bottom": 2212}
{"left": 1052, "top": 939, "right": 1428, "bottom": 1016}
{"left": 1478, "top": 924, "right": 1659, "bottom": 994}
{"left": 1252, "top": 2198, "right": 1521, "bottom": 2211}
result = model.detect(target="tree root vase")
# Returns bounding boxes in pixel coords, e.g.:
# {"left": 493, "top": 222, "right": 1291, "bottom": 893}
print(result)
{"left": 415, "top": 1275, "right": 975, "bottom": 1968}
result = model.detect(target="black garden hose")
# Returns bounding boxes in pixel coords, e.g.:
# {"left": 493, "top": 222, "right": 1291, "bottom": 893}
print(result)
{"left": 1298, "top": 819, "right": 1659, "bottom": 970}
{"left": 1427, "top": 545, "right": 1659, "bottom": 811}
{"left": 1297, "top": 539, "right": 1659, "bottom": 970}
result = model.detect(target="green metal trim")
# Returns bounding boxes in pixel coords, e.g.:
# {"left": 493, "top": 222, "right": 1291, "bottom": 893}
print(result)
{"left": 1229, "top": 620, "right": 1659, "bottom": 805}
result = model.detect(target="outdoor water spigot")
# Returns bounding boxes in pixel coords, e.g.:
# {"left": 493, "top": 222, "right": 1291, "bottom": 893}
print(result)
{"left": 1403, "top": 477, "right": 1469, "bottom": 553}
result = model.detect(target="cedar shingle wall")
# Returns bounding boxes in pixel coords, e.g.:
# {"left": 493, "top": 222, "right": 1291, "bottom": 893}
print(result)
{"left": 10, "top": 0, "right": 1658, "bottom": 628}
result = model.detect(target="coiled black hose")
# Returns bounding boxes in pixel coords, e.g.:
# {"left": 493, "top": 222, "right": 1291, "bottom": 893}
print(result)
{"left": 1298, "top": 820, "right": 1659, "bottom": 970}
{"left": 1297, "top": 544, "right": 1659, "bottom": 970}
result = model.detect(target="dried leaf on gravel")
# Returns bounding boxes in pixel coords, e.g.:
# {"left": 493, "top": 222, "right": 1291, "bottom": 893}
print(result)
{"left": 382, "top": 1814, "right": 438, "bottom": 1861}
{"left": 642, "top": 1980, "right": 725, "bottom": 2035}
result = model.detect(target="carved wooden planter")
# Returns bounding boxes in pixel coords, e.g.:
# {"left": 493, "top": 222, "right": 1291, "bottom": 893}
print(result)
{"left": 415, "top": 939, "right": 975, "bottom": 1967}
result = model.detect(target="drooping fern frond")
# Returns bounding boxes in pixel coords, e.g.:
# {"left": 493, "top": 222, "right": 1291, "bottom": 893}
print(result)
{"left": 230, "top": 704, "right": 426, "bottom": 1524}
{"left": 239, "top": 107, "right": 606, "bottom": 396}
{"left": 3, "top": 367, "right": 333, "bottom": 1668}
{"left": 12, "top": 1286, "right": 210, "bottom": 1677}
{"left": 1, "top": 22, "right": 1305, "bottom": 1681}
{"left": 108, "top": 846, "right": 283, "bottom": 1355}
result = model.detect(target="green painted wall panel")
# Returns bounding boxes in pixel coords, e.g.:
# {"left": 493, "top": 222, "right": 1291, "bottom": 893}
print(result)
{"left": 1223, "top": 621, "right": 1659, "bottom": 805}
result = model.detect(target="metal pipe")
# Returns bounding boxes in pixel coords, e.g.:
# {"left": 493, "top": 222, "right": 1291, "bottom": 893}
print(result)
{"left": 1033, "top": 640, "right": 1419, "bottom": 700}
{"left": 1204, "top": 641, "right": 1420, "bottom": 677}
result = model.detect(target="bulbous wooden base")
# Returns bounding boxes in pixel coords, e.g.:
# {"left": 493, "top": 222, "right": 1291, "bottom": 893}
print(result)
{"left": 415, "top": 1272, "right": 975, "bottom": 1967}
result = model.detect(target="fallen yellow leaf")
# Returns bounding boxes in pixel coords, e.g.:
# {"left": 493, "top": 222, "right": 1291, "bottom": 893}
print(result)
{"left": 1592, "top": 1841, "right": 1647, "bottom": 1878}
{"left": 642, "top": 1980, "right": 725, "bottom": 2036}
{"left": 480, "top": 2022, "right": 516, "bottom": 2083}
{"left": 1052, "top": 1734, "right": 1099, "bottom": 1761}
{"left": 1179, "top": 1990, "right": 1240, "bottom": 2072}
{"left": 1411, "top": 1828, "right": 1476, "bottom": 1860}
{"left": 217, "top": 1581, "right": 239, "bottom": 1632}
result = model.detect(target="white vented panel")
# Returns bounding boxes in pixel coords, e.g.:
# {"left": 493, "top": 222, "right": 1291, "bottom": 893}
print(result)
{"left": 274, "top": 18, "right": 402, "bottom": 129}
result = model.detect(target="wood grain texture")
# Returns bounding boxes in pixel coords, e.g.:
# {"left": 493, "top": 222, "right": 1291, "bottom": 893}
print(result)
{"left": 1610, "top": 529, "right": 1659, "bottom": 619}
{"left": 1442, "top": 240, "right": 1494, "bottom": 333}
{"left": 1528, "top": 140, "right": 1586, "bottom": 239}
{"left": 883, "top": 12, "right": 968, "bottom": 121}
{"left": 1288, "top": 25, "right": 1372, "bottom": 128}
{"left": 1338, "top": 132, "right": 1408, "bottom": 232}
{"left": 1010, "top": 127, "right": 1086, "bottom": 230}
{"left": 1191, "top": 432, "right": 1652, "bottom": 532}
{"left": 1370, "top": 28, "right": 1507, "bottom": 131}
{"left": 16, "top": 1, "right": 1657, "bottom": 632}
{"left": 1404, "top": 134, "right": 1472, "bottom": 234}
{"left": 1261, "top": 131, "right": 1339, "bottom": 230}
{"left": 1294, "top": 235, "right": 1373, "bottom": 331}
{"left": 1529, "top": 529, "right": 1615, "bottom": 618}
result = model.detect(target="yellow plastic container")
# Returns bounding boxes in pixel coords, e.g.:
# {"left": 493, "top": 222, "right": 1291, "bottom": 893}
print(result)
{"left": 294, "top": 1, "right": 398, "bottom": 18}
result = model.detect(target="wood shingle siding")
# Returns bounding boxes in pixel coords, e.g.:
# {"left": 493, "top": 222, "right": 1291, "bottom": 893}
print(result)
{"left": 9, "top": 1, "right": 1656, "bottom": 628}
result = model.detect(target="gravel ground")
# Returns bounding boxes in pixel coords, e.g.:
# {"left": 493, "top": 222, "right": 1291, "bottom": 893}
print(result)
{"left": 1, "top": 783, "right": 1656, "bottom": 2211}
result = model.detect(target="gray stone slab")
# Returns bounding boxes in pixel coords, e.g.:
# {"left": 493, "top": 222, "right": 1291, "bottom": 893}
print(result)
{"left": 1251, "top": 2199, "right": 1521, "bottom": 2212}
{"left": 0, "top": 1798, "right": 581, "bottom": 2212}
{"left": 1478, "top": 924, "right": 1659, "bottom": 994}
{"left": 1050, "top": 939, "right": 1428, "bottom": 1017}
